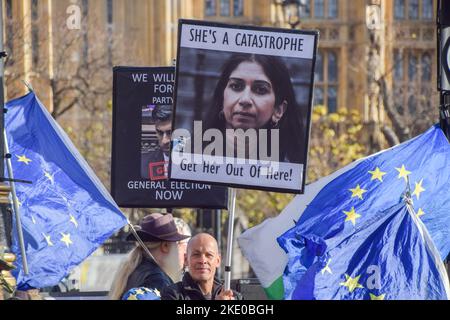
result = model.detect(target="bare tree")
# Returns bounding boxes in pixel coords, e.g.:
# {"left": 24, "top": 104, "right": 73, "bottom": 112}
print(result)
{"left": 4, "top": 12, "right": 131, "bottom": 188}
{"left": 366, "top": 20, "right": 438, "bottom": 148}
{"left": 48, "top": 17, "right": 114, "bottom": 119}
{"left": 376, "top": 46, "right": 437, "bottom": 145}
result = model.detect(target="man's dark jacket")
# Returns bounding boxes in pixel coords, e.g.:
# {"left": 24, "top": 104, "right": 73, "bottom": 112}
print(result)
{"left": 161, "top": 272, "right": 242, "bottom": 300}
{"left": 123, "top": 256, "right": 173, "bottom": 297}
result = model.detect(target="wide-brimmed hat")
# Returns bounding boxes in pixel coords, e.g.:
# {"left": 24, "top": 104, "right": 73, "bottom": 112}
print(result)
{"left": 126, "top": 213, "right": 190, "bottom": 242}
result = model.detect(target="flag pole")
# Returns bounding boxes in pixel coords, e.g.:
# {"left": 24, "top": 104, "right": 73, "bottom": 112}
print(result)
{"left": 403, "top": 191, "right": 450, "bottom": 299}
{"left": 127, "top": 222, "right": 157, "bottom": 263}
{"left": 224, "top": 187, "right": 236, "bottom": 291}
{"left": 0, "top": 0, "right": 12, "bottom": 256}
{"left": 0, "top": 0, "right": 17, "bottom": 299}
{"left": 215, "top": 208, "right": 222, "bottom": 280}
{"left": 3, "top": 131, "right": 28, "bottom": 275}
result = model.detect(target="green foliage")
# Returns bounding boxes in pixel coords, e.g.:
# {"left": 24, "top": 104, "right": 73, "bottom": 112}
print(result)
{"left": 308, "top": 106, "right": 367, "bottom": 182}
{"left": 0, "top": 256, "right": 15, "bottom": 296}
{"left": 172, "top": 208, "right": 198, "bottom": 226}
{"left": 237, "top": 190, "right": 294, "bottom": 228}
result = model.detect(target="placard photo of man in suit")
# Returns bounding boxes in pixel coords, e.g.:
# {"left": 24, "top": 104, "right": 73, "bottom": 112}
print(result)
{"left": 141, "top": 105, "right": 172, "bottom": 180}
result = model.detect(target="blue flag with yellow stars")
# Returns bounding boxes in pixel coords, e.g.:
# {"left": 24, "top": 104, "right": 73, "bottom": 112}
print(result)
{"left": 5, "top": 92, "right": 127, "bottom": 289}
{"left": 278, "top": 125, "right": 450, "bottom": 300}
{"left": 122, "top": 287, "right": 161, "bottom": 300}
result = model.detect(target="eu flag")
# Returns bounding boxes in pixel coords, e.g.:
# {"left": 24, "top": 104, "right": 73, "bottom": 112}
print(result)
{"left": 5, "top": 92, "right": 127, "bottom": 289}
{"left": 278, "top": 125, "right": 450, "bottom": 299}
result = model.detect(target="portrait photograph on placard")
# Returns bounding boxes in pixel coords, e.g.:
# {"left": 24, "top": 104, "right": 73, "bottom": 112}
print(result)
{"left": 111, "top": 66, "right": 228, "bottom": 208}
{"left": 170, "top": 20, "right": 318, "bottom": 193}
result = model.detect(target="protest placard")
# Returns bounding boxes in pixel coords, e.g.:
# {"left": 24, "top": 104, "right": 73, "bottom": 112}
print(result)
{"left": 170, "top": 20, "right": 318, "bottom": 193}
{"left": 111, "top": 66, "right": 228, "bottom": 208}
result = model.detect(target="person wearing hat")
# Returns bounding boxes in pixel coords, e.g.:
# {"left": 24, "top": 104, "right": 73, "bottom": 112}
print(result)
{"left": 108, "top": 213, "right": 190, "bottom": 300}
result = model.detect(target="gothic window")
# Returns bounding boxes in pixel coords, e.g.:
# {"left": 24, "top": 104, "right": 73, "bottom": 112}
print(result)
{"left": 233, "top": 0, "right": 244, "bottom": 16}
{"left": 421, "top": 53, "right": 432, "bottom": 82}
{"left": 421, "top": 0, "right": 433, "bottom": 20}
{"left": 220, "top": 0, "right": 230, "bottom": 16}
{"left": 328, "top": 0, "right": 338, "bottom": 19}
{"left": 205, "top": 0, "right": 243, "bottom": 17}
{"left": 315, "top": 50, "right": 339, "bottom": 113}
{"left": 408, "top": 0, "right": 419, "bottom": 19}
{"left": 205, "top": 0, "right": 216, "bottom": 16}
{"left": 107, "top": 0, "right": 113, "bottom": 24}
{"left": 393, "top": 50, "right": 434, "bottom": 111}
{"left": 394, "top": 51, "right": 404, "bottom": 81}
{"left": 314, "top": 0, "right": 324, "bottom": 18}
{"left": 298, "top": 0, "right": 339, "bottom": 20}
{"left": 408, "top": 55, "right": 418, "bottom": 80}
{"left": 394, "top": 0, "right": 405, "bottom": 19}
{"left": 395, "top": 0, "right": 434, "bottom": 21}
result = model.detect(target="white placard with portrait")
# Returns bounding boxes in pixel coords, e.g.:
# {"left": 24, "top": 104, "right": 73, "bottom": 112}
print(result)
{"left": 169, "top": 20, "right": 318, "bottom": 193}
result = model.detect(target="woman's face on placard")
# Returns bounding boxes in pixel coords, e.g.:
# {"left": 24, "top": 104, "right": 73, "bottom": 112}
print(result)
{"left": 222, "top": 61, "right": 285, "bottom": 130}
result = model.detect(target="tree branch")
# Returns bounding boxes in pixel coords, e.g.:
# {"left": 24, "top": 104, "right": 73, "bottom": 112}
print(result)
{"left": 377, "top": 77, "right": 411, "bottom": 141}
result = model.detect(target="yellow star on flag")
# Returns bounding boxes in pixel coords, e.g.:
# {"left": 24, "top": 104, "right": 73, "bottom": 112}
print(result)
{"left": 416, "top": 208, "right": 425, "bottom": 219}
{"left": 368, "top": 167, "right": 386, "bottom": 182}
{"left": 413, "top": 179, "right": 425, "bottom": 199}
{"left": 42, "top": 233, "right": 54, "bottom": 246}
{"left": 69, "top": 214, "right": 79, "bottom": 228}
{"left": 127, "top": 294, "right": 138, "bottom": 300}
{"left": 17, "top": 155, "right": 32, "bottom": 165}
{"left": 343, "top": 207, "right": 361, "bottom": 226}
{"left": 44, "top": 172, "right": 54, "bottom": 183}
{"left": 16, "top": 198, "right": 22, "bottom": 207}
{"left": 349, "top": 185, "right": 367, "bottom": 200}
{"left": 340, "top": 274, "right": 364, "bottom": 293}
{"left": 321, "top": 259, "right": 333, "bottom": 275}
{"left": 370, "top": 293, "right": 386, "bottom": 300}
{"left": 395, "top": 165, "right": 411, "bottom": 182}
{"left": 135, "top": 288, "right": 145, "bottom": 295}
{"left": 60, "top": 233, "right": 73, "bottom": 247}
